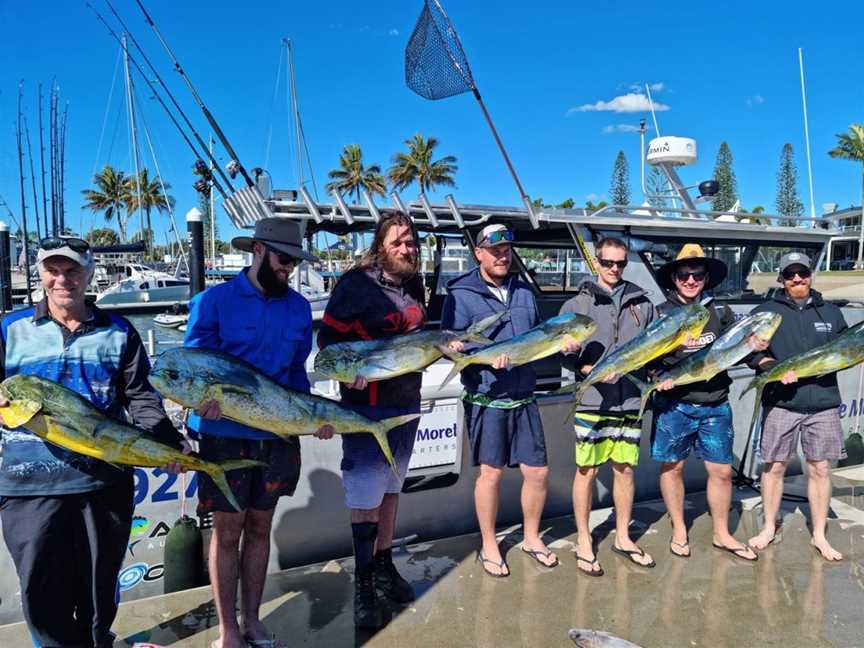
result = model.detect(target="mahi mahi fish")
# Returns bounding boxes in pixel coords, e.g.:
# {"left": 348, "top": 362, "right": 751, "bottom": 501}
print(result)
{"left": 314, "top": 312, "right": 504, "bottom": 383}
{"left": 0, "top": 374, "right": 263, "bottom": 511}
{"left": 568, "top": 629, "right": 643, "bottom": 648}
{"left": 437, "top": 312, "right": 598, "bottom": 389}
{"left": 150, "top": 347, "right": 420, "bottom": 475}
{"left": 568, "top": 304, "right": 710, "bottom": 412}
{"left": 626, "top": 311, "right": 782, "bottom": 417}
{"left": 741, "top": 319, "right": 864, "bottom": 433}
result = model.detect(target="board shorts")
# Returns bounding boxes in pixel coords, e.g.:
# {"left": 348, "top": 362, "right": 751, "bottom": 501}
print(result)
{"left": 651, "top": 398, "right": 734, "bottom": 464}
{"left": 196, "top": 435, "right": 301, "bottom": 514}
{"left": 760, "top": 406, "right": 846, "bottom": 463}
{"left": 463, "top": 395, "right": 547, "bottom": 469}
{"left": 341, "top": 404, "right": 420, "bottom": 510}
{"left": 574, "top": 410, "right": 641, "bottom": 467}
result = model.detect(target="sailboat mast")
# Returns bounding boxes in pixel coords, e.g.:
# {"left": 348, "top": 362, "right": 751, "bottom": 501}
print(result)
{"left": 16, "top": 82, "right": 33, "bottom": 304}
{"left": 286, "top": 39, "right": 303, "bottom": 189}
{"left": 122, "top": 34, "right": 145, "bottom": 247}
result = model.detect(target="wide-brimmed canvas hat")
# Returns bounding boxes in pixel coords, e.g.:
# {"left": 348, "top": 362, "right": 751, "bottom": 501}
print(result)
{"left": 231, "top": 218, "right": 317, "bottom": 262}
{"left": 657, "top": 243, "right": 727, "bottom": 291}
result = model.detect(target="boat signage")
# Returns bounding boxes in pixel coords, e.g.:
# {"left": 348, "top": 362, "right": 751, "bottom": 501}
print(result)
{"left": 409, "top": 398, "right": 460, "bottom": 470}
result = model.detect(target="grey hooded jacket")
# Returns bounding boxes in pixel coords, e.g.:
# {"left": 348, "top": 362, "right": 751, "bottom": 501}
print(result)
{"left": 559, "top": 279, "right": 656, "bottom": 412}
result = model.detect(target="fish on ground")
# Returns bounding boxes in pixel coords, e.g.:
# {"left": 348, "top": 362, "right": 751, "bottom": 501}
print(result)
{"left": 568, "top": 628, "right": 644, "bottom": 648}
{"left": 626, "top": 311, "right": 782, "bottom": 417}
{"left": 741, "top": 320, "right": 864, "bottom": 433}
{"left": 150, "top": 347, "right": 420, "bottom": 476}
{"left": 0, "top": 374, "right": 262, "bottom": 511}
{"left": 438, "top": 312, "right": 598, "bottom": 389}
{"left": 314, "top": 311, "right": 503, "bottom": 383}
{"left": 569, "top": 303, "right": 710, "bottom": 412}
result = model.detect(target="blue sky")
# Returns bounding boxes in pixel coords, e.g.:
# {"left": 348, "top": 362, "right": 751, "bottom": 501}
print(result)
{"left": 1, "top": 0, "right": 863, "bottom": 245}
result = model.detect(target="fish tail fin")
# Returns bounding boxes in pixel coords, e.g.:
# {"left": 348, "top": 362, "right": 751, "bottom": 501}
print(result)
{"left": 375, "top": 413, "right": 420, "bottom": 478}
{"left": 462, "top": 333, "right": 494, "bottom": 345}
{"left": 564, "top": 382, "right": 587, "bottom": 420}
{"left": 203, "top": 460, "right": 256, "bottom": 512}
{"left": 437, "top": 349, "right": 471, "bottom": 391}
{"left": 747, "top": 384, "right": 765, "bottom": 439}
{"left": 623, "top": 374, "right": 653, "bottom": 419}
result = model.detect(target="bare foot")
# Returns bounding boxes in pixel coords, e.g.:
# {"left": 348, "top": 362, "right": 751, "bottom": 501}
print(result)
{"left": 211, "top": 632, "right": 249, "bottom": 648}
{"left": 242, "top": 620, "right": 286, "bottom": 648}
{"left": 748, "top": 528, "right": 776, "bottom": 551}
{"left": 811, "top": 538, "right": 843, "bottom": 561}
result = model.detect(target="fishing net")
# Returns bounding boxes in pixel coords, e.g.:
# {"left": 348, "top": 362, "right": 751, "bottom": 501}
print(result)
{"left": 405, "top": 0, "right": 475, "bottom": 100}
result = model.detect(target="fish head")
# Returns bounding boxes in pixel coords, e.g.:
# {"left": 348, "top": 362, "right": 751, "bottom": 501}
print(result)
{"left": 0, "top": 375, "right": 45, "bottom": 428}
{"left": 568, "top": 629, "right": 607, "bottom": 648}
{"left": 750, "top": 311, "right": 783, "bottom": 341}
{"left": 313, "top": 345, "right": 362, "bottom": 382}
{"left": 149, "top": 348, "right": 211, "bottom": 406}
{"left": 544, "top": 313, "right": 598, "bottom": 342}
{"left": 682, "top": 304, "right": 711, "bottom": 337}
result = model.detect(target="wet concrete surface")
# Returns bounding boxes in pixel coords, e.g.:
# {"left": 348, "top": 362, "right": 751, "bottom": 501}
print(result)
{"left": 1, "top": 470, "right": 862, "bottom": 648}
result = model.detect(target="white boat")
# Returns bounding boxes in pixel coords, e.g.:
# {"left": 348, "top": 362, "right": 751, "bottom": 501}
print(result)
{"left": 94, "top": 270, "right": 189, "bottom": 311}
{"left": 152, "top": 303, "right": 189, "bottom": 328}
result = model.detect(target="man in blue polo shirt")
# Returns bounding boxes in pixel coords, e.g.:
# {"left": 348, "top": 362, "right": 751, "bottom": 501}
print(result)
{"left": 185, "top": 218, "right": 333, "bottom": 648}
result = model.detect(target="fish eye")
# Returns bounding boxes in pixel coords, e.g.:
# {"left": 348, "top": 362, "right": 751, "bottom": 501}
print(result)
{"left": 165, "top": 369, "right": 180, "bottom": 380}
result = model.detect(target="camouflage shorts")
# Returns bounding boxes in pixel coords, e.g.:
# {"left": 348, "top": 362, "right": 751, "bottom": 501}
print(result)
{"left": 196, "top": 435, "right": 301, "bottom": 514}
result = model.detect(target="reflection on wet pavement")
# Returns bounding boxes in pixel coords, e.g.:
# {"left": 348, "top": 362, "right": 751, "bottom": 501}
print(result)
{"left": 0, "top": 472, "right": 862, "bottom": 647}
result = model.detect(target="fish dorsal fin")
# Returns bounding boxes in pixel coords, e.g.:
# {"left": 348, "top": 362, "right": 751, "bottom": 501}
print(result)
{"left": 0, "top": 398, "right": 42, "bottom": 429}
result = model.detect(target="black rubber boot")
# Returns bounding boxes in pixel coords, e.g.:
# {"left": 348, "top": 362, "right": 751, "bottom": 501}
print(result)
{"left": 352, "top": 522, "right": 383, "bottom": 629}
{"left": 374, "top": 548, "right": 415, "bottom": 603}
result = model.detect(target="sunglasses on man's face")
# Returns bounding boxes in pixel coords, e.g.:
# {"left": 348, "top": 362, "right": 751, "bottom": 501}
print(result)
{"left": 597, "top": 258, "right": 627, "bottom": 269}
{"left": 40, "top": 236, "right": 90, "bottom": 254}
{"left": 263, "top": 244, "right": 298, "bottom": 267}
{"left": 675, "top": 269, "right": 707, "bottom": 283}
{"left": 782, "top": 266, "right": 811, "bottom": 281}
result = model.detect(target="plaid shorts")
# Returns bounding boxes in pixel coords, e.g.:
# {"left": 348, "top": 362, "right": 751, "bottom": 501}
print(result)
{"left": 760, "top": 406, "right": 847, "bottom": 462}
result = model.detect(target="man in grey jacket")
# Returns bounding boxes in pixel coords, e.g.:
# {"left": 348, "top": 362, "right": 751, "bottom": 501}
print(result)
{"left": 559, "top": 237, "right": 656, "bottom": 575}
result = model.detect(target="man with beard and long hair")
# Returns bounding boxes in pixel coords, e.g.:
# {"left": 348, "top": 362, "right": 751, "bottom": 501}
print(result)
{"left": 184, "top": 218, "right": 334, "bottom": 648}
{"left": 318, "top": 212, "right": 427, "bottom": 629}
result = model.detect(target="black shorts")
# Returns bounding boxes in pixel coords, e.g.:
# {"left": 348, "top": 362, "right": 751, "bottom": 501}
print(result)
{"left": 463, "top": 400, "right": 547, "bottom": 468}
{"left": 196, "top": 435, "right": 301, "bottom": 514}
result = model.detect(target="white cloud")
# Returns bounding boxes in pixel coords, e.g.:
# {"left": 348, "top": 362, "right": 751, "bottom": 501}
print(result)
{"left": 601, "top": 123, "right": 649, "bottom": 134}
{"left": 628, "top": 82, "right": 665, "bottom": 93}
{"left": 746, "top": 94, "right": 765, "bottom": 107}
{"left": 567, "top": 92, "right": 670, "bottom": 115}
{"left": 388, "top": 28, "right": 400, "bottom": 36}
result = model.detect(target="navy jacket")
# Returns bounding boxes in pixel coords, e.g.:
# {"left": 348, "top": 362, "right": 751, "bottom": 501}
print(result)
{"left": 441, "top": 268, "right": 540, "bottom": 399}
{"left": 748, "top": 289, "right": 848, "bottom": 413}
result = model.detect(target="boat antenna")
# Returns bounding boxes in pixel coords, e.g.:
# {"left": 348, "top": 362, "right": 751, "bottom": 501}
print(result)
{"left": 38, "top": 84, "right": 49, "bottom": 238}
{"left": 798, "top": 47, "right": 817, "bottom": 224}
{"left": 90, "top": 1, "right": 234, "bottom": 196}
{"left": 132, "top": 0, "right": 256, "bottom": 188}
{"left": 404, "top": 0, "right": 539, "bottom": 228}
{"left": 644, "top": 83, "right": 661, "bottom": 136}
{"left": 23, "top": 116, "right": 42, "bottom": 240}
{"left": 16, "top": 81, "right": 34, "bottom": 305}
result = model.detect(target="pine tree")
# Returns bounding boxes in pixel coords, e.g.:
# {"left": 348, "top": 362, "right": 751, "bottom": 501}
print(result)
{"left": 646, "top": 166, "right": 672, "bottom": 211}
{"left": 711, "top": 142, "right": 738, "bottom": 212}
{"left": 609, "top": 151, "right": 631, "bottom": 205}
{"left": 775, "top": 143, "right": 804, "bottom": 227}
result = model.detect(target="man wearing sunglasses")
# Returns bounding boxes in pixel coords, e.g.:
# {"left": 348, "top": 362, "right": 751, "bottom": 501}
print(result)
{"left": 650, "top": 244, "right": 768, "bottom": 562}
{"left": 559, "top": 236, "right": 656, "bottom": 574}
{"left": 0, "top": 237, "right": 185, "bottom": 648}
{"left": 746, "top": 252, "right": 848, "bottom": 562}
{"left": 185, "top": 218, "right": 334, "bottom": 648}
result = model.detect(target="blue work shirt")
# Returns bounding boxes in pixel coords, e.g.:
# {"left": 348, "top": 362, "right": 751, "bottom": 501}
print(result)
{"left": 184, "top": 268, "right": 312, "bottom": 440}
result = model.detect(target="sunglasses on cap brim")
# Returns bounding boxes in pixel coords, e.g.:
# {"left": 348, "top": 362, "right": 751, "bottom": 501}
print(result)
{"left": 39, "top": 237, "right": 90, "bottom": 254}
{"left": 482, "top": 230, "right": 514, "bottom": 246}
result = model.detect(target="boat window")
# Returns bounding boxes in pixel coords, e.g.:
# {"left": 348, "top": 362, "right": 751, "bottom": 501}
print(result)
{"left": 641, "top": 240, "right": 823, "bottom": 300}
{"left": 513, "top": 246, "right": 590, "bottom": 292}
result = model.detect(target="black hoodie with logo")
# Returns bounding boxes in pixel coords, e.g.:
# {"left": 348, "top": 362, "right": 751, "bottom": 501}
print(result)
{"left": 747, "top": 289, "right": 848, "bottom": 413}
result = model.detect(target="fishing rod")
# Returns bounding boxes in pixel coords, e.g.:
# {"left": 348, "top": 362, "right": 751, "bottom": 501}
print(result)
{"left": 132, "top": 0, "right": 256, "bottom": 188}
{"left": 49, "top": 82, "right": 57, "bottom": 236}
{"left": 23, "top": 116, "right": 42, "bottom": 240}
{"left": 59, "top": 102, "right": 68, "bottom": 234}
{"left": 87, "top": 1, "right": 232, "bottom": 198}
{"left": 38, "top": 84, "right": 48, "bottom": 239}
{"left": 16, "top": 82, "right": 34, "bottom": 304}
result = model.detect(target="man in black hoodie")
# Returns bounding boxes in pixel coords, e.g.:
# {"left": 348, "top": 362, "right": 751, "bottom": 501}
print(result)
{"left": 747, "top": 252, "right": 847, "bottom": 561}
{"left": 651, "top": 245, "right": 767, "bottom": 562}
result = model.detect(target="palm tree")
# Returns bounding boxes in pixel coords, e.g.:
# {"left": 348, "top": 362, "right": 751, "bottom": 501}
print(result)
{"left": 325, "top": 144, "right": 387, "bottom": 203}
{"left": 82, "top": 165, "right": 131, "bottom": 242}
{"left": 829, "top": 125, "right": 864, "bottom": 269}
{"left": 127, "top": 168, "right": 175, "bottom": 253}
{"left": 388, "top": 134, "right": 457, "bottom": 195}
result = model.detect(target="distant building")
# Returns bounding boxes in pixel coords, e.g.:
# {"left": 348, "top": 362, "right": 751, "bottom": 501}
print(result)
{"left": 822, "top": 206, "right": 863, "bottom": 270}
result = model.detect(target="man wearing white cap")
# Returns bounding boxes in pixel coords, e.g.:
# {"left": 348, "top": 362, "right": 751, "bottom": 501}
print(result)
{"left": 0, "top": 236, "right": 184, "bottom": 648}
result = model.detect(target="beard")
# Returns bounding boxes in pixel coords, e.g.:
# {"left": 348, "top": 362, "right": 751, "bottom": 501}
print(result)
{"left": 256, "top": 253, "right": 290, "bottom": 297}
{"left": 380, "top": 250, "right": 417, "bottom": 279}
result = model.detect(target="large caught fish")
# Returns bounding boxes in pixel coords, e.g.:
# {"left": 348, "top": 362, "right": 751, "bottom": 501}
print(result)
{"left": 150, "top": 347, "right": 420, "bottom": 475}
{"left": 626, "top": 311, "right": 782, "bottom": 417}
{"left": 568, "top": 629, "right": 643, "bottom": 648}
{"left": 0, "top": 374, "right": 262, "bottom": 511}
{"left": 741, "top": 320, "right": 864, "bottom": 433}
{"left": 569, "top": 304, "right": 710, "bottom": 412}
{"left": 438, "top": 312, "right": 598, "bottom": 389}
{"left": 314, "top": 312, "right": 503, "bottom": 383}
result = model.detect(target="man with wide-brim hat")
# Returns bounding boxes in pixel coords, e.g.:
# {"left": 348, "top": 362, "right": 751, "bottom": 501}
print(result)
{"left": 650, "top": 243, "right": 767, "bottom": 562}
{"left": 185, "top": 217, "right": 332, "bottom": 648}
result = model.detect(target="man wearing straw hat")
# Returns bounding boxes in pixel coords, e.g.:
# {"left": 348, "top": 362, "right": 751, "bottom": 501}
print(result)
{"left": 185, "top": 218, "right": 334, "bottom": 648}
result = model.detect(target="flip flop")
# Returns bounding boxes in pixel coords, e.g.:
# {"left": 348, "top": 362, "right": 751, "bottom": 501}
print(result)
{"left": 611, "top": 544, "right": 656, "bottom": 568}
{"left": 712, "top": 542, "right": 758, "bottom": 562}
{"left": 810, "top": 543, "right": 843, "bottom": 562}
{"left": 476, "top": 550, "right": 509, "bottom": 578}
{"left": 521, "top": 545, "right": 559, "bottom": 568}
{"left": 574, "top": 552, "right": 604, "bottom": 577}
{"left": 243, "top": 635, "right": 287, "bottom": 648}
{"left": 669, "top": 536, "right": 691, "bottom": 559}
